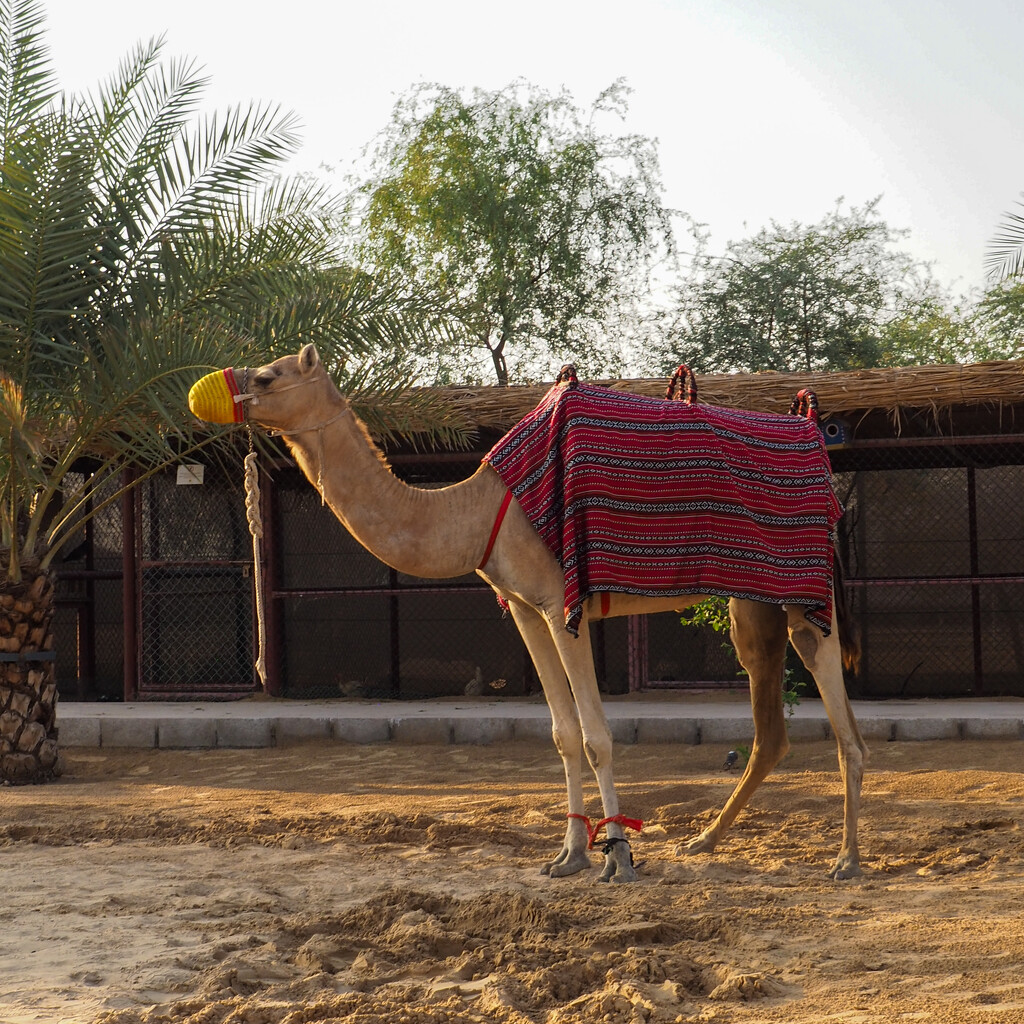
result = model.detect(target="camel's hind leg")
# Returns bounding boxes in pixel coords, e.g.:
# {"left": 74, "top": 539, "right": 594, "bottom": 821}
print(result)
{"left": 787, "top": 600, "right": 868, "bottom": 879}
{"left": 678, "top": 599, "right": 790, "bottom": 859}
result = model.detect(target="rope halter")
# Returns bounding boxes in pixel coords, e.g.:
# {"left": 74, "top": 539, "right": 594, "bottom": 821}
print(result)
{"left": 235, "top": 371, "right": 351, "bottom": 486}
{"left": 188, "top": 365, "right": 333, "bottom": 425}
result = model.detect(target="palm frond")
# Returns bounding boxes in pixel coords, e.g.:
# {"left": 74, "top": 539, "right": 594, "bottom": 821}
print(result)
{"left": 152, "top": 103, "right": 302, "bottom": 232}
{"left": 986, "top": 198, "right": 1024, "bottom": 282}
{"left": 0, "top": 0, "right": 56, "bottom": 159}
{"left": 154, "top": 176, "right": 348, "bottom": 327}
{"left": 0, "top": 115, "right": 104, "bottom": 317}
{"left": 85, "top": 42, "right": 208, "bottom": 251}
{"left": 87, "top": 38, "right": 204, "bottom": 185}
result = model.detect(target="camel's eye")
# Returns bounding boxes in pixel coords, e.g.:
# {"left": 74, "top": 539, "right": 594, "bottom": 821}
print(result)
{"left": 253, "top": 370, "right": 277, "bottom": 388}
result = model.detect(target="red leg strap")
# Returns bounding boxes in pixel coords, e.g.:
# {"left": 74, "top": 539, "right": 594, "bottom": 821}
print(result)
{"left": 567, "top": 812, "right": 643, "bottom": 849}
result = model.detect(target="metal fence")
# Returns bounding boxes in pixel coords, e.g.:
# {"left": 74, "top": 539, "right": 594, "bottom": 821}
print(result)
{"left": 54, "top": 429, "right": 1024, "bottom": 701}
{"left": 831, "top": 438, "right": 1024, "bottom": 697}
{"left": 55, "top": 465, "right": 255, "bottom": 701}
{"left": 134, "top": 466, "right": 253, "bottom": 698}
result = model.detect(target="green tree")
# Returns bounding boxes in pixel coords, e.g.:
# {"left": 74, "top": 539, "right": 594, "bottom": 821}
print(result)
{"left": 877, "top": 294, "right": 969, "bottom": 366}
{"left": 666, "top": 198, "right": 946, "bottom": 373}
{"left": 963, "top": 280, "right": 1024, "bottom": 361}
{"left": 355, "top": 79, "right": 675, "bottom": 385}
{"left": 0, "top": 1, "right": 434, "bottom": 782}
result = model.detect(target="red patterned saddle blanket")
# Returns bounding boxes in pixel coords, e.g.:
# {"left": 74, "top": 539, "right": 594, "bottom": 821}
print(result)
{"left": 483, "top": 378, "right": 842, "bottom": 636}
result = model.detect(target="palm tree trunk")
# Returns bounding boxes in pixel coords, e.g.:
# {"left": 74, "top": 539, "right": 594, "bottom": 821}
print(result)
{"left": 0, "top": 563, "right": 62, "bottom": 784}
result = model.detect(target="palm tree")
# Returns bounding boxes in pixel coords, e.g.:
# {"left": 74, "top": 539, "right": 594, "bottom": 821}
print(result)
{"left": 0, "top": 0, "right": 444, "bottom": 782}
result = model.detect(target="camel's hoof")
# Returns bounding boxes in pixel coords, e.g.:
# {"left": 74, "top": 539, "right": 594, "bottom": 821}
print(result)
{"left": 598, "top": 863, "right": 639, "bottom": 884}
{"left": 541, "top": 848, "right": 591, "bottom": 878}
{"left": 676, "top": 831, "right": 717, "bottom": 858}
{"left": 597, "top": 838, "right": 639, "bottom": 884}
{"left": 828, "top": 855, "right": 862, "bottom": 881}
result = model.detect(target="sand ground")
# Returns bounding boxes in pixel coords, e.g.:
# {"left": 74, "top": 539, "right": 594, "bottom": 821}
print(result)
{"left": 2, "top": 739, "right": 1023, "bottom": 1024}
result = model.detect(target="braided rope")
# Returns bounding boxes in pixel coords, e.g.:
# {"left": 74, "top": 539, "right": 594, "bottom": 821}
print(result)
{"left": 665, "top": 364, "right": 698, "bottom": 404}
{"left": 789, "top": 388, "right": 820, "bottom": 424}
{"left": 243, "top": 450, "right": 268, "bottom": 690}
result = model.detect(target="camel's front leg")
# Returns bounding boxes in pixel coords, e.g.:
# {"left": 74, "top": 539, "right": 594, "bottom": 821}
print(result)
{"left": 506, "top": 600, "right": 592, "bottom": 878}
{"left": 548, "top": 612, "right": 638, "bottom": 884}
{"left": 678, "top": 599, "right": 790, "bottom": 860}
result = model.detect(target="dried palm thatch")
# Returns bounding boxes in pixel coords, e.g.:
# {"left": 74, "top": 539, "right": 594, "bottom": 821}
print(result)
{"left": 426, "top": 360, "right": 1024, "bottom": 434}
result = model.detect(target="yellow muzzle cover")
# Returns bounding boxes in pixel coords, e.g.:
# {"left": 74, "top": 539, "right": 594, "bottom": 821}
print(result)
{"left": 188, "top": 368, "right": 245, "bottom": 424}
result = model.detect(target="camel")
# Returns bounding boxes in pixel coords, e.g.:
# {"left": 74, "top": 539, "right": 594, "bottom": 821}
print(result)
{"left": 188, "top": 344, "right": 868, "bottom": 884}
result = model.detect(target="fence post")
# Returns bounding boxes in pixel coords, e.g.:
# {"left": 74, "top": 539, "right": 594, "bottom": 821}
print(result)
{"left": 389, "top": 568, "right": 401, "bottom": 696}
{"left": 259, "top": 464, "right": 283, "bottom": 697}
{"left": 967, "top": 466, "right": 983, "bottom": 694}
{"left": 121, "top": 469, "right": 139, "bottom": 702}
{"left": 627, "top": 615, "right": 648, "bottom": 692}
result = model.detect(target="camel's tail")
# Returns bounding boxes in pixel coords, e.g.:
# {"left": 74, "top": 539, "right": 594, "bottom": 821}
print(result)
{"left": 833, "top": 554, "right": 861, "bottom": 674}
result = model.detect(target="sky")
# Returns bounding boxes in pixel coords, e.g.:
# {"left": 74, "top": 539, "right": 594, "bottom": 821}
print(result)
{"left": 40, "top": 0, "right": 1024, "bottom": 295}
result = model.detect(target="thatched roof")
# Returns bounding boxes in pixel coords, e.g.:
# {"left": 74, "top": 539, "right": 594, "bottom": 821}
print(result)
{"left": 434, "top": 360, "right": 1024, "bottom": 433}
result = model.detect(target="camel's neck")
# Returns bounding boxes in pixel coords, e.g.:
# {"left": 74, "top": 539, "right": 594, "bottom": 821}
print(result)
{"left": 279, "top": 401, "right": 502, "bottom": 580}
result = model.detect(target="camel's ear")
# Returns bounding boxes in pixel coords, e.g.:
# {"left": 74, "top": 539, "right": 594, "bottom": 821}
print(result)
{"left": 298, "top": 343, "right": 320, "bottom": 375}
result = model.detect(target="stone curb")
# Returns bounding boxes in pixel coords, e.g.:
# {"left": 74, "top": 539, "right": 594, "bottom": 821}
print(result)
{"left": 56, "top": 712, "right": 1024, "bottom": 750}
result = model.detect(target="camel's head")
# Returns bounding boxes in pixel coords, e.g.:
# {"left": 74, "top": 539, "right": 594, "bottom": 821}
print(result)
{"left": 189, "top": 344, "right": 329, "bottom": 429}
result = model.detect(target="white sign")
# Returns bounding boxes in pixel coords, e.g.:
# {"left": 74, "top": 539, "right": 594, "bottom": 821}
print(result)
{"left": 176, "top": 464, "right": 205, "bottom": 485}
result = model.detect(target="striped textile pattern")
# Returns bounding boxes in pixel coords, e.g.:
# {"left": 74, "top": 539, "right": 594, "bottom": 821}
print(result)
{"left": 483, "top": 379, "right": 843, "bottom": 636}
